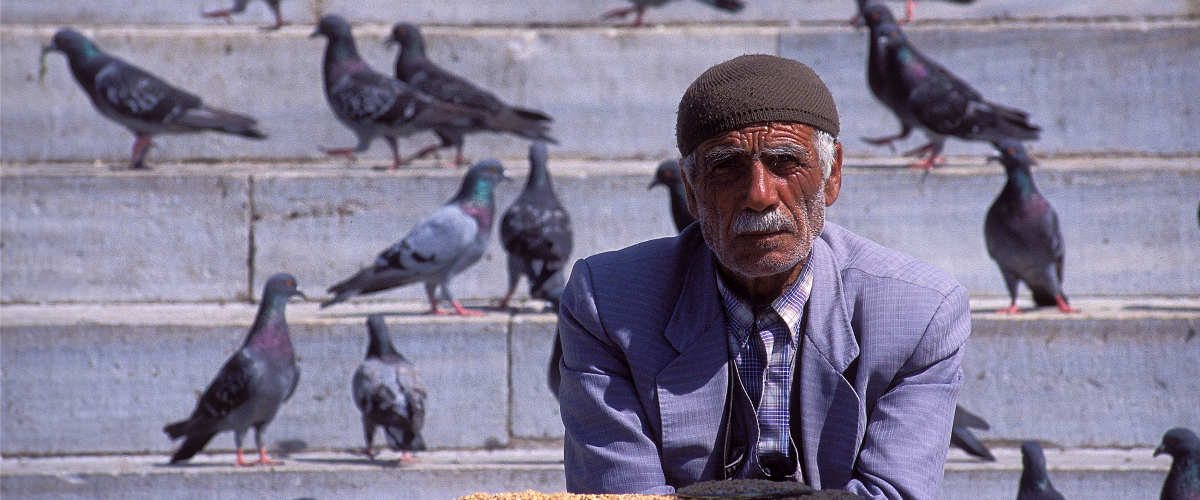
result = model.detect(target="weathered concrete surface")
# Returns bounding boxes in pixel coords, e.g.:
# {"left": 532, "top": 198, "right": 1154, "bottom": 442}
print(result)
{"left": 0, "top": 447, "right": 1174, "bottom": 500}
{"left": 4, "top": 159, "right": 1198, "bottom": 304}
{"left": 3, "top": 0, "right": 1197, "bottom": 27}
{"left": 4, "top": 20, "right": 1198, "bottom": 164}
{"left": 0, "top": 172, "right": 252, "bottom": 303}
{"left": 2, "top": 299, "right": 1196, "bottom": 457}
{"left": 960, "top": 298, "right": 1200, "bottom": 448}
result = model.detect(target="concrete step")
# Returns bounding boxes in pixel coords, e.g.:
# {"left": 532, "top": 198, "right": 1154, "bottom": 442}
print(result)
{"left": 1, "top": 299, "right": 1197, "bottom": 459}
{"left": 5, "top": 0, "right": 1196, "bottom": 28}
{"left": 0, "top": 446, "right": 1176, "bottom": 500}
{"left": 3, "top": 159, "right": 1198, "bottom": 304}
{"left": 4, "top": 19, "right": 1198, "bottom": 164}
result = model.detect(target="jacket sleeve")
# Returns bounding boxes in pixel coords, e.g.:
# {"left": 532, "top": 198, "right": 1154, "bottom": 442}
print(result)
{"left": 845, "top": 282, "right": 971, "bottom": 500}
{"left": 557, "top": 259, "right": 674, "bottom": 494}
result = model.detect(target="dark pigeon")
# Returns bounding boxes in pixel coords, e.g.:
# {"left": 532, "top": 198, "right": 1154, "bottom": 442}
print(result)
{"left": 387, "top": 23, "right": 557, "bottom": 167}
{"left": 203, "top": 0, "right": 287, "bottom": 30}
{"left": 1155, "top": 427, "right": 1200, "bottom": 500}
{"left": 164, "top": 273, "right": 304, "bottom": 466}
{"left": 1017, "top": 441, "right": 1067, "bottom": 500}
{"left": 951, "top": 404, "right": 995, "bottom": 461}
{"left": 983, "top": 140, "right": 1076, "bottom": 314}
{"left": 352, "top": 314, "right": 427, "bottom": 462}
{"left": 648, "top": 159, "right": 696, "bottom": 233}
{"left": 323, "top": 159, "right": 509, "bottom": 314}
{"left": 498, "top": 141, "right": 573, "bottom": 310}
{"left": 854, "top": 2, "right": 1039, "bottom": 169}
{"left": 602, "top": 0, "right": 745, "bottom": 27}
{"left": 40, "top": 29, "right": 267, "bottom": 170}
{"left": 312, "top": 14, "right": 490, "bottom": 170}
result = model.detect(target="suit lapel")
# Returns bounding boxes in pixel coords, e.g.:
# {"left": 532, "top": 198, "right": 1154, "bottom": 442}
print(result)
{"left": 796, "top": 234, "right": 865, "bottom": 489}
{"left": 656, "top": 242, "right": 729, "bottom": 483}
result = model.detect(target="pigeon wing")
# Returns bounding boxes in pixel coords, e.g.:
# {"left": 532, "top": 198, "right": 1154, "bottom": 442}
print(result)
{"left": 92, "top": 60, "right": 203, "bottom": 126}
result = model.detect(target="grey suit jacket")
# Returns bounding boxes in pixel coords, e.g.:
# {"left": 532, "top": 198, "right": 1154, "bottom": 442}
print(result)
{"left": 558, "top": 221, "right": 970, "bottom": 499}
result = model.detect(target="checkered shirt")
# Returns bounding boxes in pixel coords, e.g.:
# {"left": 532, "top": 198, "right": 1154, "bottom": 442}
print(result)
{"left": 717, "top": 257, "right": 813, "bottom": 479}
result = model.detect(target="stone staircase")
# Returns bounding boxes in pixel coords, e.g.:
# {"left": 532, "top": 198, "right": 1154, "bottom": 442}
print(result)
{"left": 2, "top": 0, "right": 1199, "bottom": 498}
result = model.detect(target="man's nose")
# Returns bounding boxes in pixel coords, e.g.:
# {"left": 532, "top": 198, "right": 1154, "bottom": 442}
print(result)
{"left": 744, "top": 159, "right": 780, "bottom": 212}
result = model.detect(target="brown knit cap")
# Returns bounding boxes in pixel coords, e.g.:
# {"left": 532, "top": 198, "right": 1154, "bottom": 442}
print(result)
{"left": 676, "top": 54, "right": 839, "bottom": 157}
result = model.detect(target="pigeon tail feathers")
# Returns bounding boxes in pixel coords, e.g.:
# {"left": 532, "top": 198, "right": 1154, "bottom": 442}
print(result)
{"left": 168, "top": 431, "right": 218, "bottom": 463}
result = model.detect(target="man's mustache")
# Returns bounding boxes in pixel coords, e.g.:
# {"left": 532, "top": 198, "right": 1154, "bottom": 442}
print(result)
{"left": 730, "top": 209, "right": 796, "bottom": 234}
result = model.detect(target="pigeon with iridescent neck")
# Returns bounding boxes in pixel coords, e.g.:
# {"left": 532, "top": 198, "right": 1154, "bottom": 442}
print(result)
{"left": 164, "top": 273, "right": 304, "bottom": 466}
{"left": 1018, "top": 441, "right": 1066, "bottom": 500}
{"left": 1156, "top": 427, "right": 1200, "bottom": 500}
{"left": 983, "top": 140, "right": 1076, "bottom": 314}
{"left": 40, "top": 29, "right": 266, "bottom": 170}
{"left": 312, "top": 14, "right": 489, "bottom": 170}
{"left": 323, "top": 160, "right": 509, "bottom": 314}
{"left": 854, "top": 1, "right": 1039, "bottom": 169}
{"left": 387, "top": 23, "right": 556, "bottom": 167}
{"left": 499, "top": 141, "right": 572, "bottom": 310}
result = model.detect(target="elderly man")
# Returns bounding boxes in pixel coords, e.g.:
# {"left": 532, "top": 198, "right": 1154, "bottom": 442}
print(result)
{"left": 556, "top": 54, "right": 970, "bottom": 499}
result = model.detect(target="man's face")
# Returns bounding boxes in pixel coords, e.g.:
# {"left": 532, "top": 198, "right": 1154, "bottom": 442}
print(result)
{"left": 684, "top": 122, "right": 841, "bottom": 284}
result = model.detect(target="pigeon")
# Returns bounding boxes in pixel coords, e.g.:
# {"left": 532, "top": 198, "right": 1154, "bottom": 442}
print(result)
{"left": 352, "top": 314, "right": 427, "bottom": 461}
{"left": 323, "top": 159, "right": 510, "bottom": 314}
{"left": 602, "top": 0, "right": 745, "bottom": 27}
{"left": 164, "top": 273, "right": 304, "bottom": 466}
{"left": 983, "top": 140, "right": 1076, "bottom": 314}
{"left": 312, "top": 14, "right": 490, "bottom": 170}
{"left": 951, "top": 404, "right": 995, "bottom": 461}
{"left": 498, "top": 141, "right": 573, "bottom": 310}
{"left": 648, "top": 159, "right": 696, "bottom": 234}
{"left": 387, "top": 23, "right": 557, "bottom": 167}
{"left": 1018, "top": 441, "right": 1067, "bottom": 500}
{"left": 854, "top": 1, "right": 1039, "bottom": 169}
{"left": 40, "top": 29, "right": 267, "bottom": 170}
{"left": 1155, "top": 427, "right": 1200, "bottom": 500}
{"left": 203, "top": 0, "right": 287, "bottom": 30}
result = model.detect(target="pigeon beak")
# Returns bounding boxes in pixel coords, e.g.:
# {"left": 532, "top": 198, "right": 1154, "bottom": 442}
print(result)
{"left": 294, "top": 290, "right": 307, "bottom": 300}
{"left": 309, "top": 27, "right": 321, "bottom": 39}
{"left": 648, "top": 179, "right": 661, "bottom": 190}
{"left": 1154, "top": 444, "right": 1167, "bottom": 457}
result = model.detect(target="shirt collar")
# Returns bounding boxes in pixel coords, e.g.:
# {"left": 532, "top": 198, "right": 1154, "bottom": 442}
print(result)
{"left": 716, "top": 255, "right": 814, "bottom": 339}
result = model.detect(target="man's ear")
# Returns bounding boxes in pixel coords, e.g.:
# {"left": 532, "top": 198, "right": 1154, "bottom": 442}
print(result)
{"left": 824, "top": 140, "right": 842, "bottom": 206}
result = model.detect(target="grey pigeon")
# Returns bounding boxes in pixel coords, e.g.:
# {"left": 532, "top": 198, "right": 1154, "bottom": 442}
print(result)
{"left": 323, "top": 159, "right": 509, "bottom": 314}
{"left": 498, "top": 141, "right": 573, "bottom": 310}
{"left": 40, "top": 29, "right": 267, "bottom": 170}
{"left": 312, "top": 14, "right": 490, "bottom": 170}
{"left": 648, "top": 159, "right": 696, "bottom": 234}
{"left": 602, "top": 0, "right": 745, "bottom": 27}
{"left": 1018, "top": 441, "right": 1066, "bottom": 500}
{"left": 1155, "top": 427, "right": 1200, "bottom": 500}
{"left": 203, "top": 0, "right": 287, "bottom": 30}
{"left": 352, "top": 314, "right": 427, "bottom": 461}
{"left": 951, "top": 404, "right": 995, "bottom": 461}
{"left": 984, "top": 140, "right": 1076, "bottom": 313}
{"left": 164, "top": 273, "right": 304, "bottom": 465}
{"left": 854, "top": 2, "right": 1039, "bottom": 169}
{"left": 387, "top": 23, "right": 557, "bottom": 167}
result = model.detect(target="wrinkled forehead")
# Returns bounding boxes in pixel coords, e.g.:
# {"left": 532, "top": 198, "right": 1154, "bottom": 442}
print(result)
{"left": 695, "top": 122, "right": 817, "bottom": 161}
